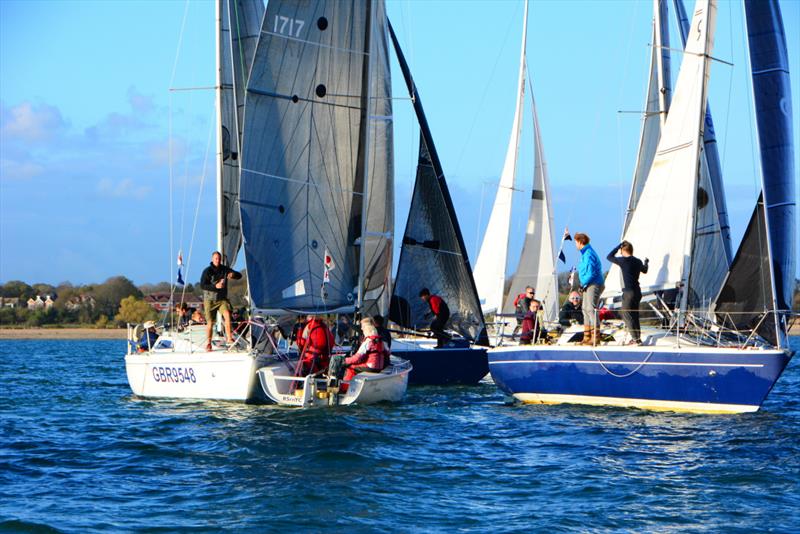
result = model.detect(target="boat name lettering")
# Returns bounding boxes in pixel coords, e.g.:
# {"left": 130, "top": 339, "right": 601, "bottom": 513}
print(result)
{"left": 151, "top": 366, "right": 196, "bottom": 383}
{"left": 274, "top": 15, "right": 304, "bottom": 37}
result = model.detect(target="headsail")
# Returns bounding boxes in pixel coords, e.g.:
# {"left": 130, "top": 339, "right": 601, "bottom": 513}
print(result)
{"left": 715, "top": 0, "right": 796, "bottom": 347}
{"left": 473, "top": 0, "right": 529, "bottom": 314}
{"left": 240, "top": 0, "right": 392, "bottom": 313}
{"left": 387, "top": 22, "right": 488, "bottom": 345}
{"left": 604, "top": 0, "right": 716, "bottom": 303}
{"left": 503, "top": 87, "right": 558, "bottom": 323}
{"left": 217, "top": 0, "right": 264, "bottom": 266}
{"left": 624, "top": 0, "right": 672, "bottom": 232}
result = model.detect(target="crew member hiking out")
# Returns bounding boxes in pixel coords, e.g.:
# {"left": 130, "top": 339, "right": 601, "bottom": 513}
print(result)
{"left": 419, "top": 288, "right": 451, "bottom": 348}
{"left": 200, "top": 251, "right": 242, "bottom": 350}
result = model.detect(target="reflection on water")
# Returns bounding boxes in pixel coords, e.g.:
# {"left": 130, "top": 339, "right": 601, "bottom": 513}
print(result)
{"left": 0, "top": 339, "right": 798, "bottom": 532}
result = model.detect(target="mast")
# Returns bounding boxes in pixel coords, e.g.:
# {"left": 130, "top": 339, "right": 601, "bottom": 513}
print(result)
{"left": 356, "top": 0, "right": 375, "bottom": 312}
{"left": 473, "top": 0, "right": 529, "bottom": 313}
{"left": 214, "top": 0, "right": 225, "bottom": 256}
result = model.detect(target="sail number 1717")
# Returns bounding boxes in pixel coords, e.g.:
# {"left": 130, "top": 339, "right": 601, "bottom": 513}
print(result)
{"left": 274, "top": 16, "right": 304, "bottom": 37}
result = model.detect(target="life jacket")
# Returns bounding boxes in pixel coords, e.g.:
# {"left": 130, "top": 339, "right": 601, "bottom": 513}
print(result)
{"left": 514, "top": 294, "right": 528, "bottom": 317}
{"left": 346, "top": 335, "right": 388, "bottom": 371}
{"left": 302, "top": 320, "right": 334, "bottom": 356}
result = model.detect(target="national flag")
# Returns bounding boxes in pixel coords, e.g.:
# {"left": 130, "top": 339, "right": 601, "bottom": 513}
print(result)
{"left": 322, "top": 248, "right": 335, "bottom": 285}
{"left": 176, "top": 251, "right": 184, "bottom": 286}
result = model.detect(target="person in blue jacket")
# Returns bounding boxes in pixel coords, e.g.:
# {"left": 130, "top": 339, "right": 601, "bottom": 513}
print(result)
{"left": 574, "top": 232, "right": 604, "bottom": 345}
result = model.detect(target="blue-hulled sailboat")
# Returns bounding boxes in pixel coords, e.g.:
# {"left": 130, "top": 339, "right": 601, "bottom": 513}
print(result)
{"left": 488, "top": 0, "right": 796, "bottom": 413}
{"left": 386, "top": 22, "right": 490, "bottom": 385}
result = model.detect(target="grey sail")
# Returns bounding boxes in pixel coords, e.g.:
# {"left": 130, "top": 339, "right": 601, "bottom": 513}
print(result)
{"left": 240, "top": 0, "right": 391, "bottom": 313}
{"left": 219, "top": 0, "right": 264, "bottom": 266}
{"left": 358, "top": 0, "right": 393, "bottom": 317}
{"left": 624, "top": 0, "right": 671, "bottom": 231}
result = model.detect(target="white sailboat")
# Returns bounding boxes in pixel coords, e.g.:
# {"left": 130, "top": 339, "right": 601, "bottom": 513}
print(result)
{"left": 488, "top": 0, "right": 797, "bottom": 414}
{"left": 473, "top": 0, "right": 559, "bottom": 327}
{"left": 125, "top": 0, "right": 268, "bottom": 402}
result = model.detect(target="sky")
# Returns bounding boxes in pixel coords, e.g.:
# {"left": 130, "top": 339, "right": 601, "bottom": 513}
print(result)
{"left": 1, "top": 0, "right": 798, "bottom": 287}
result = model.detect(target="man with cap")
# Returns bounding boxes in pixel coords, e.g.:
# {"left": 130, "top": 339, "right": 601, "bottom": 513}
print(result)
{"left": 200, "top": 250, "right": 242, "bottom": 350}
{"left": 136, "top": 321, "right": 159, "bottom": 352}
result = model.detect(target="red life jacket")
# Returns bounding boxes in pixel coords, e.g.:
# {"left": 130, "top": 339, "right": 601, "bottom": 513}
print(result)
{"left": 346, "top": 335, "right": 387, "bottom": 370}
{"left": 302, "top": 319, "right": 334, "bottom": 356}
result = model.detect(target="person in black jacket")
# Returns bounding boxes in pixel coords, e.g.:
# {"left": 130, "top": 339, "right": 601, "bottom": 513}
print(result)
{"left": 200, "top": 251, "right": 242, "bottom": 349}
{"left": 558, "top": 291, "right": 584, "bottom": 327}
{"left": 607, "top": 241, "right": 649, "bottom": 344}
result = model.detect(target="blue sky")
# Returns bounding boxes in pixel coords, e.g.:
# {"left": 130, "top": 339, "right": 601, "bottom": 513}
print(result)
{"left": 1, "top": 0, "right": 798, "bottom": 286}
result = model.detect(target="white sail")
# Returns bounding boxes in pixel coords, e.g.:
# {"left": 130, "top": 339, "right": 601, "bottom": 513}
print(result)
{"left": 604, "top": 0, "right": 717, "bottom": 300}
{"left": 473, "top": 0, "right": 529, "bottom": 314}
{"left": 503, "top": 88, "right": 558, "bottom": 323}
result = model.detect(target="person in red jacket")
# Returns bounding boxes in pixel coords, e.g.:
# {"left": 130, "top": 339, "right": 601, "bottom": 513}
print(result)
{"left": 419, "top": 287, "right": 451, "bottom": 348}
{"left": 343, "top": 318, "right": 389, "bottom": 384}
{"left": 298, "top": 315, "right": 335, "bottom": 376}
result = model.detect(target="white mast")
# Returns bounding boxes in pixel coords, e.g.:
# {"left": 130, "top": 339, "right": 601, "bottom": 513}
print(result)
{"left": 473, "top": 0, "right": 529, "bottom": 314}
{"left": 214, "top": 0, "right": 225, "bottom": 255}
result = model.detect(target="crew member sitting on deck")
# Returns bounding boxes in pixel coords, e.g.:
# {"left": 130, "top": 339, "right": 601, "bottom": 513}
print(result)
{"left": 175, "top": 303, "right": 193, "bottom": 330}
{"left": 520, "top": 300, "right": 547, "bottom": 345}
{"left": 558, "top": 292, "right": 584, "bottom": 327}
{"left": 298, "top": 315, "right": 335, "bottom": 376}
{"left": 200, "top": 250, "right": 242, "bottom": 350}
{"left": 136, "top": 321, "right": 159, "bottom": 352}
{"left": 343, "top": 318, "right": 390, "bottom": 383}
{"left": 419, "top": 288, "right": 451, "bottom": 348}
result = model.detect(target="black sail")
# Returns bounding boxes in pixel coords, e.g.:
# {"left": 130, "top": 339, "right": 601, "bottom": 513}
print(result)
{"left": 387, "top": 22, "right": 488, "bottom": 345}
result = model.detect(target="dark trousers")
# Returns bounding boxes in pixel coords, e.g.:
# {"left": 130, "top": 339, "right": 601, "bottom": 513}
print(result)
{"left": 430, "top": 310, "right": 451, "bottom": 348}
{"left": 621, "top": 289, "right": 642, "bottom": 341}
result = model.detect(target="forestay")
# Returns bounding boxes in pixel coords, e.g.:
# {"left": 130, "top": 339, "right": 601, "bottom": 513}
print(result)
{"left": 604, "top": 0, "right": 716, "bottom": 301}
{"left": 218, "top": 0, "right": 264, "bottom": 266}
{"left": 240, "top": 0, "right": 392, "bottom": 313}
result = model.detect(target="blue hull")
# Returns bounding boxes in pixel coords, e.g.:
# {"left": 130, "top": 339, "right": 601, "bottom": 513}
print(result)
{"left": 393, "top": 344, "right": 488, "bottom": 385}
{"left": 488, "top": 345, "right": 793, "bottom": 412}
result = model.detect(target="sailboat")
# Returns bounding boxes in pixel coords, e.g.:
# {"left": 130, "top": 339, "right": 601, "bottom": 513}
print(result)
{"left": 385, "top": 22, "right": 490, "bottom": 386}
{"left": 487, "top": 0, "right": 796, "bottom": 413}
{"left": 473, "top": 0, "right": 560, "bottom": 334}
{"left": 249, "top": 0, "right": 412, "bottom": 407}
{"left": 124, "top": 0, "right": 271, "bottom": 402}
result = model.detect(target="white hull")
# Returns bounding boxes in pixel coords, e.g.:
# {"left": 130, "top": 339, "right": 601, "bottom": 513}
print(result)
{"left": 124, "top": 327, "right": 273, "bottom": 402}
{"left": 257, "top": 359, "right": 411, "bottom": 407}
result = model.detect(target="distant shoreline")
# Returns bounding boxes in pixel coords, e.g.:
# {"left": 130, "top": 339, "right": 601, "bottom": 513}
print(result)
{"left": 0, "top": 328, "right": 127, "bottom": 339}
{"left": 1, "top": 324, "right": 798, "bottom": 340}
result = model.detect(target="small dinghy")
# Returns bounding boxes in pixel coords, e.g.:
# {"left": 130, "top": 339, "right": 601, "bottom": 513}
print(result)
{"left": 257, "top": 358, "right": 411, "bottom": 408}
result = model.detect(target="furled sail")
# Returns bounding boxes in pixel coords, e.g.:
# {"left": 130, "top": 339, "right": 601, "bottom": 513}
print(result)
{"left": 674, "top": 0, "right": 733, "bottom": 263}
{"left": 472, "top": 0, "right": 529, "bottom": 314}
{"left": 603, "top": 0, "right": 716, "bottom": 301}
{"left": 624, "top": 0, "right": 672, "bottom": 232}
{"left": 503, "top": 87, "right": 558, "bottom": 323}
{"left": 715, "top": 0, "right": 796, "bottom": 347}
{"left": 387, "top": 22, "right": 488, "bottom": 345}
{"left": 218, "top": 0, "right": 264, "bottom": 266}
{"left": 240, "top": 0, "right": 392, "bottom": 313}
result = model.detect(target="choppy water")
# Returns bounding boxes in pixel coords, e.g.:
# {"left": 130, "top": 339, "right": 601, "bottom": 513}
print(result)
{"left": 1, "top": 338, "right": 799, "bottom": 533}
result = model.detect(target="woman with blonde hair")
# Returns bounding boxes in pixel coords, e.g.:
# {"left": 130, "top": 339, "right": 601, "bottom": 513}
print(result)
{"left": 343, "top": 317, "right": 390, "bottom": 385}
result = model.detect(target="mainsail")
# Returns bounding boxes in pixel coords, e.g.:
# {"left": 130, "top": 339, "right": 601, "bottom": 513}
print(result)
{"left": 503, "top": 87, "right": 558, "bottom": 323}
{"left": 387, "top": 22, "right": 488, "bottom": 345}
{"left": 714, "top": 0, "right": 796, "bottom": 347}
{"left": 217, "top": 0, "right": 264, "bottom": 266}
{"left": 239, "top": 0, "right": 392, "bottom": 313}
{"left": 472, "top": 0, "right": 529, "bottom": 314}
{"left": 604, "top": 0, "right": 716, "bottom": 303}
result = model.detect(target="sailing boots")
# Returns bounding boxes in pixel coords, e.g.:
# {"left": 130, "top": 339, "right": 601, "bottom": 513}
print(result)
{"left": 580, "top": 326, "right": 593, "bottom": 345}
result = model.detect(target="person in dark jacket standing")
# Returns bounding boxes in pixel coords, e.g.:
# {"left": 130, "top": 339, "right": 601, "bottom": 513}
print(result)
{"left": 419, "top": 288, "right": 451, "bottom": 348}
{"left": 200, "top": 251, "right": 242, "bottom": 349}
{"left": 607, "top": 241, "right": 649, "bottom": 344}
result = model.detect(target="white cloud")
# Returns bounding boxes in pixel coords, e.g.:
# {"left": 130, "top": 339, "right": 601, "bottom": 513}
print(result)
{"left": 0, "top": 101, "right": 66, "bottom": 142}
{"left": 97, "top": 177, "right": 151, "bottom": 199}
{"left": 0, "top": 157, "right": 45, "bottom": 180}
{"left": 127, "top": 86, "right": 155, "bottom": 115}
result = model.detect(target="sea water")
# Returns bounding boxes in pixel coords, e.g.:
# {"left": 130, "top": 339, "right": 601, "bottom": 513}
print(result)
{"left": 1, "top": 338, "right": 799, "bottom": 532}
